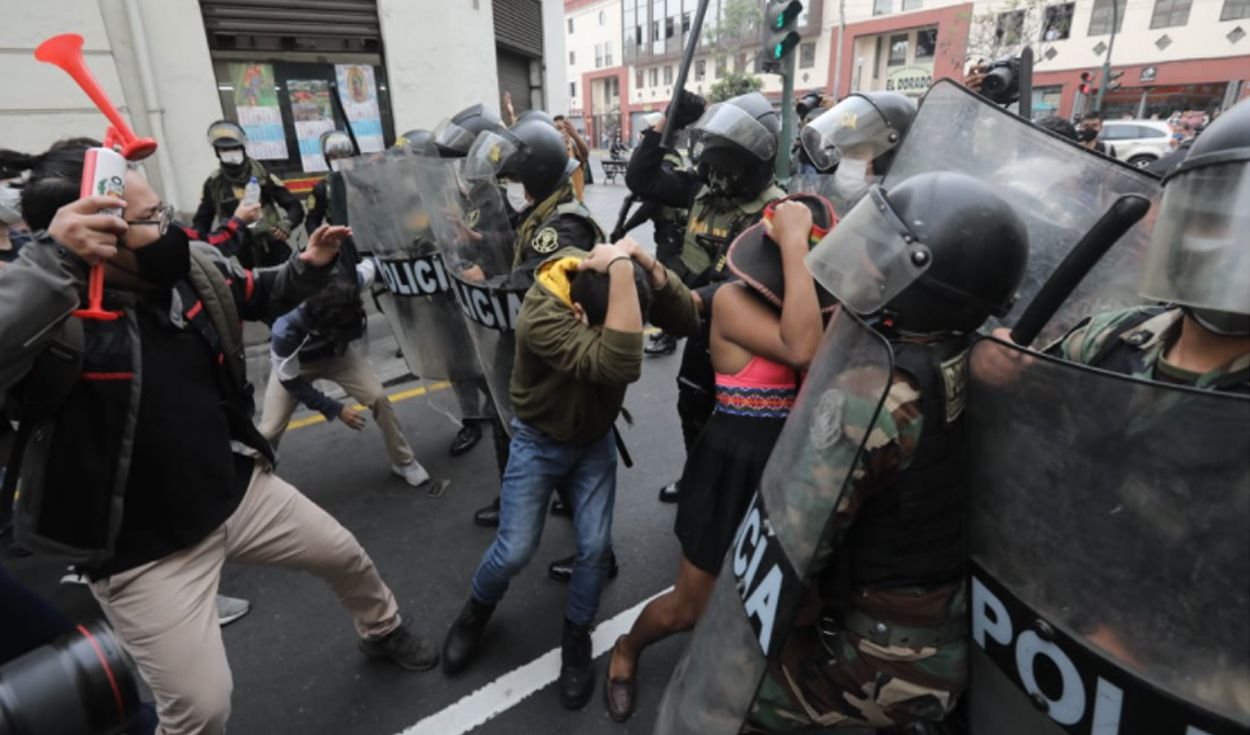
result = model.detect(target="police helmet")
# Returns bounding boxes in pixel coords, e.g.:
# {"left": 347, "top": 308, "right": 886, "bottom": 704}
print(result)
{"left": 206, "top": 120, "right": 247, "bottom": 150}
{"left": 799, "top": 92, "right": 915, "bottom": 176}
{"left": 320, "top": 130, "right": 356, "bottom": 164}
{"left": 808, "top": 171, "right": 1029, "bottom": 334}
{"left": 395, "top": 129, "right": 437, "bottom": 156}
{"left": 1140, "top": 97, "right": 1250, "bottom": 335}
{"left": 433, "top": 104, "right": 507, "bottom": 158}
{"left": 466, "top": 110, "right": 576, "bottom": 201}
{"left": 690, "top": 93, "right": 780, "bottom": 198}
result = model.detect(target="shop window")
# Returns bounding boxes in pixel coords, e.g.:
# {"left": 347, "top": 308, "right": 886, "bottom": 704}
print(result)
{"left": 1089, "top": 0, "right": 1126, "bottom": 36}
{"left": 874, "top": 0, "right": 892, "bottom": 15}
{"left": 1043, "top": 3, "right": 1075, "bottom": 40}
{"left": 1151, "top": 0, "right": 1192, "bottom": 28}
{"left": 636, "top": 68, "right": 645, "bottom": 88}
{"left": 799, "top": 41, "right": 816, "bottom": 68}
{"left": 664, "top": 65, "right": 674, "bottom": 84}
{"left": 649, "top": 67, "right": 659, "bottom": 86}
{"left": 915, "top": 28, "right": 938, "bottom": 59}
{"left": 997, "top": 10, "right": 1026, "bottom": 46}
{"left": 1223, "top": 0, "right": 1250, "bottom": 20}
{"left": 695, "top": 58, "right": 706, "bottom": 80}
{"left": 888, "top": 34, "right": 908, "bottom": 66}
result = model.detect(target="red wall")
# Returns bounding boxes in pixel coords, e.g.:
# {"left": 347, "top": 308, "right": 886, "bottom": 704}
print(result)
{"left": 579, "top": 66, "right": 631, "bottom": 142}
{"left": 1035, "top": 56, "right": 1250, "bottom": 117}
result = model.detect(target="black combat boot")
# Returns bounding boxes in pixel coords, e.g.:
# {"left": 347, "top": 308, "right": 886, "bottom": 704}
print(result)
{"left": 473, "top": 497, "right": 501, "bottom": 527}
{"left": 657, "top": 480, "right": 680, "bottom": 503}
{"left": 559, "top": 618, "right": 595, "bottom": 710}
{"left": 546, "top": 548, "right": 620, "bottom": 583}
{"left": 442, "top": 596, "right": 495, "bottom": 675}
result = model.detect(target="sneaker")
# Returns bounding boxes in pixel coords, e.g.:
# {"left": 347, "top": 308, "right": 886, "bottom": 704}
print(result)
{"left": 216, "top": 594, "right": 251, "bottom": 627}
{"left": 644, "top": 332, "right": 679, "bottom": 356}
{"left": 391, "top": 461, "right": 431, "bottom": 488}
{"left": 360, "top": 621, "right": 439, "bottom": 671}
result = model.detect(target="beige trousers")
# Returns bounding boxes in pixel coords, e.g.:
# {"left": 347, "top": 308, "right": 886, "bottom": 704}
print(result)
{"left": 90, "top": 465, "right": 401, "bottom": 735}
{"left": 258, "top": 349, "right": 415, "bottom": 467}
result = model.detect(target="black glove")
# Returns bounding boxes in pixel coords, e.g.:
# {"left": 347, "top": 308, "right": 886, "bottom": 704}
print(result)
{"left": 670, "top": 90, "right": 707, "bottom": 132}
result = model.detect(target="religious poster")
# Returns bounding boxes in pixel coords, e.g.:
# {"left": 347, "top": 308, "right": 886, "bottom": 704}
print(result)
{"left": 230, "top": 62, "right": 289, "bottom": 160}
{"left": 335, "top": 64, "right": 384, "bottom": 153}
{"left": 286, "top": 79, "right": 336, "bottom": 172}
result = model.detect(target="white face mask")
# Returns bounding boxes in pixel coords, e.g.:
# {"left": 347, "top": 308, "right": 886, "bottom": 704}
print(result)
{"left": 219, "top": 150, "right": 245, "bottom": 166}
{"left": 834, "top": 158, "right": 870, "bottom": 198}
{"left": 0, "top": 185, "right": 21, "bottom": 226}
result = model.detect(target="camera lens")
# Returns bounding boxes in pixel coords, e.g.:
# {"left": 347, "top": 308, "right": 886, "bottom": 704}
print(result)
{"left": 982, "top": 67, "right": 1013, "bottom": 94}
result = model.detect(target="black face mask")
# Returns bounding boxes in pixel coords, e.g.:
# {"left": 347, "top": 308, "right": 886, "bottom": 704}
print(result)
{"left": 126, "top": 226, "right": 191, "bottom": 289}
{"left": 1076, "top": 127, "right": 1098, "bottom": 143}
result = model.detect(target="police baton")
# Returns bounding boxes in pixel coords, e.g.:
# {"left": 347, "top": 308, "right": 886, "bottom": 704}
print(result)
{"left": 659, "top": 0, "right": 712, "bottom": 150}
{"left": 1009, "top": 193, "right": 1151, "bottom": 346}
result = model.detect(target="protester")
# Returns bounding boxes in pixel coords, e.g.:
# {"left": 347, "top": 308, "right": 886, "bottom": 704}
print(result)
{"left": 0, "top": 140, "right": 438, "bottom": 735}
{"left": 440, "top": 237, "right": 700, "bottom": 712}
{"left": 604, "top": 196, "right": 832, "bottom": 722}
{"left": 260, "top": 258, "right": 433, "bottom": 487}
{"left": 554, "top": 115, "right": 591, "bottom": 201}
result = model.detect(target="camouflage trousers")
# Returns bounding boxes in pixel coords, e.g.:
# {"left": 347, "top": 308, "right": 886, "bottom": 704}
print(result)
{"left": 745, "top": 624, "right": 966, "bottom": 733}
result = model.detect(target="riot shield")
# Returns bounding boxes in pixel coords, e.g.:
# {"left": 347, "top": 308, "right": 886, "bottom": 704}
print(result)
{"left": 787, "top": 172, "right": 858, "bottom": 217}
{"left": 967, "top": 337, "right": 1250, "bottom": 735}
{"left": 884, "top": 80, "right": 1163, "bottom": 345}
{"left": 655, "top": 308, "right": 894, "bottom": 735}
{"left": 339, "top": 153, "right": 486, "bottom": 421}
{"left": 411, "top": 156, "right": 523, "bottom": 431}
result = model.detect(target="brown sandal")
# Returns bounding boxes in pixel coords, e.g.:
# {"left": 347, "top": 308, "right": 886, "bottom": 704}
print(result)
{"left": 604, "top": 638, "right": 637, "bottom": 723}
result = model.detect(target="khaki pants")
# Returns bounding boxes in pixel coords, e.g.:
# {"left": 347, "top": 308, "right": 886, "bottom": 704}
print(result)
{"left": 258, "top": 349, "right": 415, "bottom": 467}
{"left": 90, "top": 466, "right": 401, "bottom": 735}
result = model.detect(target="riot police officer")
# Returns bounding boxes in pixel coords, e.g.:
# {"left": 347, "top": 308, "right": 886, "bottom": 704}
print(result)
{"left": 655, "top": 171, "right": 1029, "bottom": 733}
{"left": 624, "top": 91, "right": 786, "bottom": 504}
{"left": 304, "top": 130, "right": 357, "bottom": 233}
{"left": 192, "top": 120, "right": 305, "bottom": 268}
{"left": 797, "top": 91, "right": 916, "bottom": 213}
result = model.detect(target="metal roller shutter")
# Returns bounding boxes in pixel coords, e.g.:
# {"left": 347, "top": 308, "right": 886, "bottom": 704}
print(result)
{"left": 200, "top": 0, "right": 380, "bottom": 47}
{"left": 497, "top": 48, "right": 534, "bottom": 114}
{"left": 493, "top": 0, "right": 544, "bottom": 57}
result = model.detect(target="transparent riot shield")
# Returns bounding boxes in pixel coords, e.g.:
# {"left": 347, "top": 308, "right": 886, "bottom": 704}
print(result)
{"left": 339, "top": 153, "right": 486, "bottom": 422}
{"left": 788, "top": 172, "right": 858, "bottom": 217}
{"left": 885, "top": 80, "right": 1163, "bottom": 345}
{"left": 411, "top": 156, "right": 523, "bottom": 431}
{"left": 966, "top": 337, "right": 1250, "bottom": 735}
{"left": 655, "top": 308, "right": 894, "bottom": 735}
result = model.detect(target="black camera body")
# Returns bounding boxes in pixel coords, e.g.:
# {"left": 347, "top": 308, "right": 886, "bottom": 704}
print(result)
{"left": 980, "top": 56, "right": 1022, "bottom": 105}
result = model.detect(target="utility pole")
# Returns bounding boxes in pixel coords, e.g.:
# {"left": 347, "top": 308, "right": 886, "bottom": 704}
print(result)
{"left": 1094, "top": 0, "right": 1119, "bottom": 112}
{"left": 831, "top": 0, "right": 846, "bottom": 100}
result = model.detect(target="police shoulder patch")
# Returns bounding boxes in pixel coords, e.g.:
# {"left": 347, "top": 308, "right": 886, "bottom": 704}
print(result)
{"left": 532, "top": 226, "right": 560, "bottom": 254}
{"left": 466, "top": 208, "right": 481, "bottom": 228}
{"left": 940, "top": 349, "right": 970, "bottom": 424}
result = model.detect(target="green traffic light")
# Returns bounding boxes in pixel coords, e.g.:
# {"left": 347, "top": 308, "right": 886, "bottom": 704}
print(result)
{"left": 774, "top": 42, "right": 783, "bottom": 58}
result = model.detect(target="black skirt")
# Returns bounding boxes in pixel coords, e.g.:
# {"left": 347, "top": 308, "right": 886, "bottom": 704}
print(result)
{"left": 674, "top": 410, "right": 787, "bottom": 574}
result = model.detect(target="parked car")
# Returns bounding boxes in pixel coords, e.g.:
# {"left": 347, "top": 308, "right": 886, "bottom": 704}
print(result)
{"left": 1099, "top": 120, "right": 1174, "bottom": 167}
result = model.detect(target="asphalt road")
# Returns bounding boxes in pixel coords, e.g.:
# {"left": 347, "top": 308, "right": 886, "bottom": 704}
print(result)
{"left": 7, "top": 170, "right": 720, "bottom": 735}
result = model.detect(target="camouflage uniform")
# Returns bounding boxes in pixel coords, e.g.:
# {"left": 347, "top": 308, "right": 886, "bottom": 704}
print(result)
{"left": 748, "top": 368, "right": 967, "bottom": 732}
{"left": 1052, "top": 305, "right": 1250, "bottom": 391}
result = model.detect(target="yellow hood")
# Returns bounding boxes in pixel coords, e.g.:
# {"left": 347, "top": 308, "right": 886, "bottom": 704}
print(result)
{"left": 535, "top": 255, "right": 583, "bottom": 308}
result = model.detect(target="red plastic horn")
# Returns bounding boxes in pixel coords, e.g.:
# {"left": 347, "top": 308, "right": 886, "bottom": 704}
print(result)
{"left": 35, "top": 34, "right": 158, "bottom": 161}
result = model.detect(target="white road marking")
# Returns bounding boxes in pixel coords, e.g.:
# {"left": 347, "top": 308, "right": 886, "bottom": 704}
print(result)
{"left": 399, "top": 587, "right": 673, "bottom": 735}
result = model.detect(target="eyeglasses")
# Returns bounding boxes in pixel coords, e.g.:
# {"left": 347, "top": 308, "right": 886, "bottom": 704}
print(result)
{"left": 125, "top": 203, "right": 175, "bottom": 236}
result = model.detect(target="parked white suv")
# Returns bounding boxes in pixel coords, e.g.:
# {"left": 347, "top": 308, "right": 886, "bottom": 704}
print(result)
{"left": 1099, "top": 120, "right": 1174, "bottom": 168}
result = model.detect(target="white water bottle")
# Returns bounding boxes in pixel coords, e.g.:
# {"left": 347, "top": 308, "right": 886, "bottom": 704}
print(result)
{"left": 242, "top": 176, "right": 261, "bottom": 207}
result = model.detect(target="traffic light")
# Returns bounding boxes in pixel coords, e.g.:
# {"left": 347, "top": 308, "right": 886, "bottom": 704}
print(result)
{"left": 1105, "top": 69, "right": 1124, "bottom": 92}
{"left": 759, "top": 0, "right": 803, "bottom": 74}
{"left": 1078, "top": 70, "right": 1096, "bottom": 97}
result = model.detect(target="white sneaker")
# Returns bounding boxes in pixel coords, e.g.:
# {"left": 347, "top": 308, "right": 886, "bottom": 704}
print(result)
{"left": 216, "top": 594, "right": 251, "bottom": 627}
{"left": 391, "top": 460, "right": 431, "bottom": 488}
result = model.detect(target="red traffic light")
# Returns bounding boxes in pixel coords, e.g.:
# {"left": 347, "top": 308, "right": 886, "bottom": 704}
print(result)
{"left": 1079, "top": 70, "right": 1096, "bottom": 96}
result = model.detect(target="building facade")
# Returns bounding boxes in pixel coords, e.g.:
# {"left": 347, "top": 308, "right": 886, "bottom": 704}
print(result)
{"left": 565, "top": 0, "right": 1249, "bottom": 145}
{"left": 1, "top": 0, "right": 568, "bottom": 210}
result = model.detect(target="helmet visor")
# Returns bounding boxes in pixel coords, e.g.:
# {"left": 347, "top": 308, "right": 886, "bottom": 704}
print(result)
{"left": 690, "top": 102, "right": 778, "bottom": 162}
{"left": 464, "top": 131, "right": 519, "bottom": 182}
{"left": 207, "top": 121, "right": 247, "bottom": 149}
{"left": 799, "top": 96, "right": 899, "bottom": 174}
{"left": 1139, "top": 162, "right": 1250, "bottom": 316}
{"left": 433, "top": 118, "right": 479, "bottom": 156}
{"left": 805, "top": 186, "right": 932, "bottom": 315}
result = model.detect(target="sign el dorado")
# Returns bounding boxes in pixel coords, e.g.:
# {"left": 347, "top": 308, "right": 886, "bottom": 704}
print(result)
{"left": 886, "top": 64, "right": 934, "bottom": 96}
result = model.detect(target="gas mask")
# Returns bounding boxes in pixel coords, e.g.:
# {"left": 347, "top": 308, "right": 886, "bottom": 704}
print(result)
{"left": 218, "top": 149, "right": 247, "bottom": 177}
{"left": 0, "top": 184, "right": 21, "bottom": 226}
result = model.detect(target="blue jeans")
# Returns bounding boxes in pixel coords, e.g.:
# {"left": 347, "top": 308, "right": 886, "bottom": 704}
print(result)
{"left": 471, "top": 419, "right": 617, "bottom": 626}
